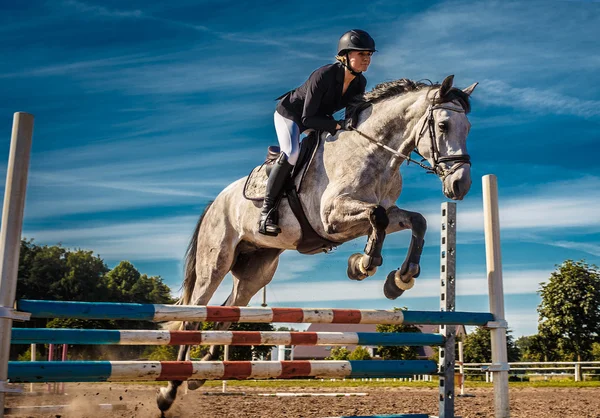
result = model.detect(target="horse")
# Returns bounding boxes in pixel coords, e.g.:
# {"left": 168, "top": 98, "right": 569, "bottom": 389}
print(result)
{"left": 157, "top": 75, "right": 478, "bottom": 412}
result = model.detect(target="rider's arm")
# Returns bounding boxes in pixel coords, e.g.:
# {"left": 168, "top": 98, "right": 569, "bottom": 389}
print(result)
{"left": 301, "top": 69, "right": 339, "bottom": 135}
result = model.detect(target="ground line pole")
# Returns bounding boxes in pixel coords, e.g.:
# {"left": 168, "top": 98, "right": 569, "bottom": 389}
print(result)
{"left": 0, "top": 113, "right": 34, "bottom": 418}
{"left": 482, "top": 174, "right": 510, "bottom": 418}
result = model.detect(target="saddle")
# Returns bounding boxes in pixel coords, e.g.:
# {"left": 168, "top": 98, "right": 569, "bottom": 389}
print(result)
{"left": 243, "top": 132, "right": 340, "bottom": 255}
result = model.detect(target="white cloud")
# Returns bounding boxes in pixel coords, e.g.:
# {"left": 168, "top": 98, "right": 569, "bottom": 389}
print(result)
{"left": 546, "top": 240, "right": 600, "bottom": 257}
{"left": 63, "top": 0, "right": 143, "bottom": 19}
{"left": 377, "top": 1, "right": 600, "bottom": 118}
{"left": 480, "top": 79, "right": 600, "bottom": 118}
{"left": 23, "top": 215, "right": 197, "bottom": 260}
{"left": 214, "top": 268, "right": 550, "bottom": 305}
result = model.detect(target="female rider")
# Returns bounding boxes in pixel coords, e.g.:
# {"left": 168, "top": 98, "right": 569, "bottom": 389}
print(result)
{"left": 258, "top": 29, "right": 376, "bottom": 236}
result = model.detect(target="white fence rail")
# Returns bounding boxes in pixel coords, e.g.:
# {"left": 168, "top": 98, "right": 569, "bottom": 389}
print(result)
{"left": 460, "top": 361, "right": 600, "bottom": 382}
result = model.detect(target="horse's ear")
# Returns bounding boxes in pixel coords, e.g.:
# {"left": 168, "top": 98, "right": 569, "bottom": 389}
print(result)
{"left": 462, "top": 82, "right": 478, "bottom": 96}
{"left": 439, "top": 75, "right": 454, "bottom": 98}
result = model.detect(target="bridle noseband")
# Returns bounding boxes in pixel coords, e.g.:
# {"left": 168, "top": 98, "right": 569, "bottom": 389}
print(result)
{"left": 349, "top": 101, "right": 471, "bottom": 180}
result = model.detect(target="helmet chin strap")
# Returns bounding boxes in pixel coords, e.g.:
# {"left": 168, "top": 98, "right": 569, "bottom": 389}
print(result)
{"left": 344, "top": 52, "right": 362, "bottom": 76}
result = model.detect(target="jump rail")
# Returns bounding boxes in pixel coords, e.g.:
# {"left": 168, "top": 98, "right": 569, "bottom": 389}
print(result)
{"left": 16, "top": 300, "right": 494, "bottom": 325}
{"left": 11, "top": 329, "right": 445, "bottom": 347}
{"left": 7, "top": 360, "right": 438, "bottom": 382}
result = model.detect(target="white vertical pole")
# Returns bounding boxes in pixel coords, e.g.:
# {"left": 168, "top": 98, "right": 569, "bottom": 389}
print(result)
{"left": 29, "top": 344, "right": 36, "bottom": 393}
{"left": 482, "top": 174, "right": 510, "bottom": 418}
{"left": 458, "top": 341, "right": 465, "bottom": 396}
{"left": 278, "top": 345, "right": 286, "bottom": 361}
{"left": 0, "top": 113, "right": 34, "bottom": 418}
{"left": 222, "top": 345, "right": 229, "bottom": 393}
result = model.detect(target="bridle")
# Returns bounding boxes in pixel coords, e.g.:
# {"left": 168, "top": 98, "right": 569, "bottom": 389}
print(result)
{"left": 349, "top": 101, "right": 471, "bottom": 180}
{"left": 414, "top": 103, "right": 471, "bottom": 179}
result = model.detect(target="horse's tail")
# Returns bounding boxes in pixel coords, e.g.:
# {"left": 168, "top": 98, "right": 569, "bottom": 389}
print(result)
{"left": 178, "top": 201, "right": 214, "bottom": 306}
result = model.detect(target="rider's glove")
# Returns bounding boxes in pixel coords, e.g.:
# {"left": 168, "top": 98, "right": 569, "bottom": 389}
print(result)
{"left": 337, "top": 118, "right": 355, "bottom": 131}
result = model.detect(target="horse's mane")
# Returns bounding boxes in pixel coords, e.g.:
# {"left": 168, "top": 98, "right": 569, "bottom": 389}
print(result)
{"left": 346, "top": 78, "right": 471, "bottom": 121}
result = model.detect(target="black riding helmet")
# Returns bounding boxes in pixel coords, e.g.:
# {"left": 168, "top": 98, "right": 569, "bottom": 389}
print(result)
{"left": 337, "top": 29, "right": 376, "bottom": 76}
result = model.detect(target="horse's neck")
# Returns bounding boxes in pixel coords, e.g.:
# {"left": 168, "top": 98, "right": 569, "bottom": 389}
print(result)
{"left": 353, "top": 92, "right": 429, "bottom": 163}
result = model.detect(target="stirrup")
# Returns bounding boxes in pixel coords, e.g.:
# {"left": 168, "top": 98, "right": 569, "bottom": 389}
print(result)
{"left": 258, "top": 207, "right": 282, "bottom": 236}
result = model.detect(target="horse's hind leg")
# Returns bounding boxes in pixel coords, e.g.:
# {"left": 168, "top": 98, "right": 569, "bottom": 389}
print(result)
{"left": 156, "top": 230, "right": 238, "bottom": 412}
{"left": 185, "top": 247, "right": 282, "bottom": 390}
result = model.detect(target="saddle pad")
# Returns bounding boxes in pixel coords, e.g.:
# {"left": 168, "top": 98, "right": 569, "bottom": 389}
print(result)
{"left": 243, "top": 132, "right": 320, "bottom": 201}
{"left": 243, "top": 162, "right": 272, "bottom": 201}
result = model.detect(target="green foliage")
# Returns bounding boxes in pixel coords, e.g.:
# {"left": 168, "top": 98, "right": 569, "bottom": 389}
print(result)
{"left": 592, "top": 343, "right": 600, "bottom": 361}
{"left": 17, "top": 240, "right": 109, "bottom": 303}
{"left": 17, "top": 347, "right": 32, "bottom": 362}
{"left": 143, "top": 345, "right": 178, "bottom": 361}
{"left": 537, "top": 260, "right": 600, "bottom": 361}
{"left": 106, "top": 261, "right": 174, "bottom": 304}
{"left": 326, "top": 347, "right": 351, "bottom": 360}
{"left": 14, "top": 239, "right": 177, "bottom": 361}
{"left": 376, "top": 307, "right": 421, "bottom": 360}
{"left": 463, "top": 327, "right": 520, "bottom": 362}
{"left": 348, "top": 346, "right": 372, "bottom": 360}
{"left": 515, "top": 334, "right": 556, "bottom": 361}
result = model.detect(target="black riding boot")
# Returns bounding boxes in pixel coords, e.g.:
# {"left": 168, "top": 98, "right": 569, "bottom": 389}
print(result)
{"left": 258, "top": 153, "right": 294, "bottom": 236}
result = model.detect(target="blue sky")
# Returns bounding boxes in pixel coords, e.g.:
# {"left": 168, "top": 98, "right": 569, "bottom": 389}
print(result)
{"left": 1, "top": 0, "right": 599, "bottom": 338}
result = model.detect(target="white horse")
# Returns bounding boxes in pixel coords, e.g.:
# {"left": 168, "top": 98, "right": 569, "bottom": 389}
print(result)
{"left": 157, "top": 75, "right": 477, "bottom": 412}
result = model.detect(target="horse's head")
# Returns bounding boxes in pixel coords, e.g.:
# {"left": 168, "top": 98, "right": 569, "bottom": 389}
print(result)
{"left": 414, "top": 75, "right": 477, "bottom": 200}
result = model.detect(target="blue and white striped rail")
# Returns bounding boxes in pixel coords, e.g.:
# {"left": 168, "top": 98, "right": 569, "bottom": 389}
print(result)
{"left": 7, "top": 360, "right": 438, "bottom": 383}
{"left": 16, "top": 300, "right": 494, "bottom": 325}
{"left": 11, "top": 328, "right": 445, "bottom": 346}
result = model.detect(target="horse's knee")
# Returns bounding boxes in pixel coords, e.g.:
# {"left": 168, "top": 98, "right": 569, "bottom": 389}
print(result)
{"left": 410, "top": 212, "right": 427, "bottom": 238}
{"left": 370, "top": 205, "right": 389, "bottom": 230}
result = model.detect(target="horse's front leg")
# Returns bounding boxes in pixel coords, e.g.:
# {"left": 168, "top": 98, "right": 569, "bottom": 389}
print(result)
{"left": 383, "top": 206, "right": 427, "bottom": 300}
{"left": 324, "top": 196, "right": 389, "bottom": 281}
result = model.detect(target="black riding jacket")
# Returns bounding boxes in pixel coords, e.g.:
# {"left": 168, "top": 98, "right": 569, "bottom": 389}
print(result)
{"left": 276, "top": 62, "right": 367, "bottom": 135}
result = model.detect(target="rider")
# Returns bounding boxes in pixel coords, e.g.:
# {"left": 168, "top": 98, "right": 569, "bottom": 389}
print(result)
{"left": 258, "top": 29, "right": 376, "bottom": 236}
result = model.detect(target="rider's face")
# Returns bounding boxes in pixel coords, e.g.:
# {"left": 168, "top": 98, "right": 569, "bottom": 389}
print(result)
{"left": 348, "top": 50, "right": 373, "bottom": 72}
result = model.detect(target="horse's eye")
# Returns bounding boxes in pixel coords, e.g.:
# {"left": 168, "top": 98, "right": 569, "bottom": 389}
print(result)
{"left": 438, "top": 121, "right": 448, "bottom": 132}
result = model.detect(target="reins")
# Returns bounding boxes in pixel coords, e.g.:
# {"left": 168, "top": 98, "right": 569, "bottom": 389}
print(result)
{"left": 349, "top": 102, "right": 471, "bottom": 179}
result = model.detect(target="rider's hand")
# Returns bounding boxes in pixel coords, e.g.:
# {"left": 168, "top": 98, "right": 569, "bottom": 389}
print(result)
{"left": 337, "top": 118, "right": 355, "bottom": 131}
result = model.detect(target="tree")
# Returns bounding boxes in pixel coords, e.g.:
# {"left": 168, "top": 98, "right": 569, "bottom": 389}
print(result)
{"left": 463, "top": 327, "right": 520, "bottom": 363}
{"left": 376, "top": 307, "right": 422, "bottom": 360}
{"left": 326, "top": 347, "right": 350, "bottom": 360}
{"left": 105, "top": 261, "right": 174, "bottom": 304}
{"left": 515, "top": 334, "right": 560, "bottom": 362}
{"left": 17, "top": 240, "right": 109, "bottom": 303}
{"left": 537, "top": 260, "right": 600, "bottom": 361}
{"left": 13, "top": 239, "right": 177, "bottom": 361}
{"left": 349, "top": 346, "right": 372, "bottom": 360}
{"left": 592, "top": 343, "right": 600, "bottom": 361}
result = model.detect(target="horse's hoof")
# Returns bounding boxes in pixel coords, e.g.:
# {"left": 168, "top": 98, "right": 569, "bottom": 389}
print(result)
{"left": 187, "top": 379, "right": 206, "bottom": 391}
{"left": 395, "top": 271, "right": 415, "bottom": 290}
{"left": 347, "top": 253, "right": 368, "bottom": 281}
{"left": 384, "top": 270, "right": 404, "bottom": 300}
{"left": 157, "top": 387, "right": 175, "bottom": 412}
